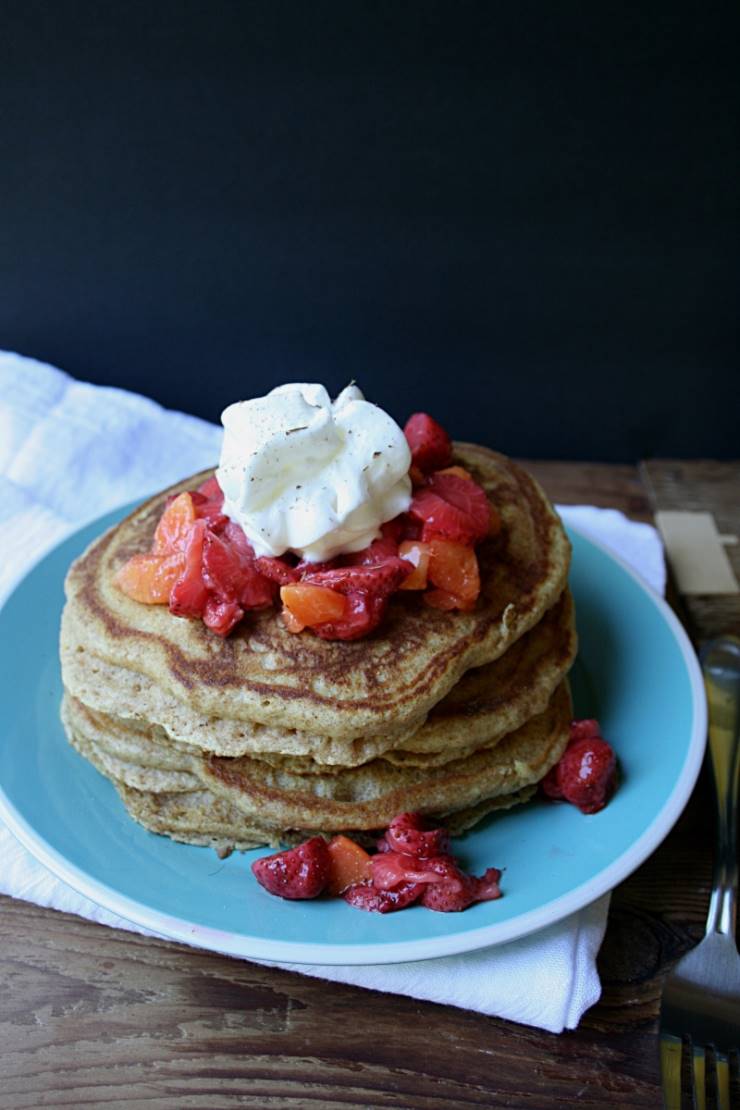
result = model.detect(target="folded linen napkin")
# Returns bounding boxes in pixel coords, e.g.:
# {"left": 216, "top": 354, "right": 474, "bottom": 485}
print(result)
{"left": 0, "top": 351, "right": 665, "bottom": 1032}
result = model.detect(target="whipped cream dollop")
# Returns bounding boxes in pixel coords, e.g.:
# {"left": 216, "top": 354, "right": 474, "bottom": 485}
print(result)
{"left": 216, "top": 383, "right": 412, "bottom": 562}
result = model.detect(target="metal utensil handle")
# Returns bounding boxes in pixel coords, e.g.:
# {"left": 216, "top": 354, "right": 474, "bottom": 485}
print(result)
{"left": 701, "top": 635, "right": 740, "bottom": 939}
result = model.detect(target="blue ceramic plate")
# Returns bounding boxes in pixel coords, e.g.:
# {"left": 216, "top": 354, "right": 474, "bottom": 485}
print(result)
{"left": 0, "top": 510, "right": 706, "bottom": 964}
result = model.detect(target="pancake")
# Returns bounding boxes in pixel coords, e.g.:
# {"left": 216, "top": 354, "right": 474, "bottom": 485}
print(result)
{"left": 61, "top": 587, "right": 576, "bottom": 768}
{"left": 61, "top": 444, "right": 571, "bottom": 744}
{"left": 61, "top": 686, "right": 553, "bottom": 851}
{"left": 198, "top": 680, "right": 571, "bottom": 831}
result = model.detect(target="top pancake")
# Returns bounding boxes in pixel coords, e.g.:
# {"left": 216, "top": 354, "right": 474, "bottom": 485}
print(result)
{"left": 62, "top": 443, "right": 571, "bottom": 742}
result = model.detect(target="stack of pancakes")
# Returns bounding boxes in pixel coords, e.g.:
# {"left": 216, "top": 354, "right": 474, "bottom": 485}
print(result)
{"left": 60, "top": 443, "right": 575, "bottom": 853}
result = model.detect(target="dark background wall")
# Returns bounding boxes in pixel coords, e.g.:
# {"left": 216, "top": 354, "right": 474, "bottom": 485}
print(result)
{"left": 1, "top": 1, "right": 737, "bottom": 460}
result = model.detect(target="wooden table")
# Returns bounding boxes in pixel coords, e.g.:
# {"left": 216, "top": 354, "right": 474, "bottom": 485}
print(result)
{"left": 2, "top": 460, "right": 738, "bottom": 1109}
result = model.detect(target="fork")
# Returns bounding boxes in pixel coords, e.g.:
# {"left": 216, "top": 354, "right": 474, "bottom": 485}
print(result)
{"left": 660, "top": 635, "right": 740, "bottom": 1110}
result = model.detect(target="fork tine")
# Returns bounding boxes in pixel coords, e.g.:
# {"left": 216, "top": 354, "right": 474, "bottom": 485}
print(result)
{"left": 660, "top": 1034, "right": 683, "bottom": 1109}
{"left": 692, "top": 1045, "right": 706, "bottom": 1110}
{"left": 713, "top": 1052, "right": 731, "bottom": 1110}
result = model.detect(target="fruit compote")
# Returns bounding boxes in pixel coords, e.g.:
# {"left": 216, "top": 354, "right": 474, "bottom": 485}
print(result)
{"left": 251, "top": 812, "right": 503, "bottom": 914}
{"left": 541, "top": 718, "right": 617, "bottom": 813}
{"left": 115, "top": 412, "right": 499, "bottom": 641}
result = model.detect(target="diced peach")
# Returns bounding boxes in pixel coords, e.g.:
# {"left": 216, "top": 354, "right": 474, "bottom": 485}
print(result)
{"left": 153, "top": 492, "right": 197, "bottom": 554}
{"left": 326, "top": 835, "right": 373, "bottom": 895}
{"left": 428, "top": 539, "right": 480, "bottom": 603}
{"left": 398, "top": 540, "right": 431, "bottom": 590}
{"left": 436, "top": 466, "right": 473, "bottom": 481}
{"left": 280, "top": 584, "right": 347, "bottom": 627}
{"left": 488, "top": 504, "right": 502, "bottom": 537}
{"left": 115, "top": 552, "right": 185, "bottom": 604}
{"left": 281, "top": 606, "right": 305, "bottom": 634}
{"left": 423, "top": 587, "right": 476, "bottom": 612}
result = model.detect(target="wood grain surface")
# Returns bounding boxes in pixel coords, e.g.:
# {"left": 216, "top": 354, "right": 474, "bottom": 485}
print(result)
{"left": 2, "top": 459, "right": 738, "bottom": 1109}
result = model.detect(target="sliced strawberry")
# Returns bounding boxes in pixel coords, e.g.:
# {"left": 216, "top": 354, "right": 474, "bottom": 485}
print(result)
{"left": 204, "top": 525, "right": 276, "bottom": 611}
{"left": 343, "top": 879, "right": 424, "bottom": 913}
{"left": 420, "top": 864, "right": 502, "bottom": 912}
{"left": 347, "top": 535, "right": 398, "bottom": 565}
{"left": 190, "top": 493, "right": 228, "bottom": 530}
{"left": 169, "top": 519, "right": 209, "bottom": 617}
{"left": 569, "top": 719, "right": 602, "bottom": 742}
{"left": 403, "top": 413, "right": 452, "bottom": 473}
{"left": 302, "top": 559, "right": 411, "bottom": 593}
{"left": 382, "top": 812, "right": 450, "bottom": 858}
{"left": 380, "top": 518, "right": 404, "bottom": 544}
{"left": 410, "top": 473, "right": 490, "bottom": 545}
{"left": 202, "top": 596, "right": 243, "bottom": 637}
{"left": 255, "top": 555, "right": 301, "bottom": 585}
{"left": 251, "top": 837, "right": 331, "bottom": 900}
{"left": 370, "top": 852, "right": 444, "bottom": 890}
{"left": 541, "top": 733, "right": 617, "bottom": 814}
{"left": 197, "top": 476, "right": 222, "bottom": 501}
{"left": 300, "top": 559, "right": 412, "bottom": 640}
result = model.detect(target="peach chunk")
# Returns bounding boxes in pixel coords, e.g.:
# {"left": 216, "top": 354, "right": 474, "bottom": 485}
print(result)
{"left": 398, "top": 540, "right": 431, "bottom": 590}
{"left": 326, "top": 835, "right": 373, "bottom": 895}
{"left": 280, "top": 584, "right": 347, "bottom": 628}
{"left": 115, "top": 552, "right": 185, "bottom": 604}
{"left": 153, "top": 492, "right": 197, "bottom": 554}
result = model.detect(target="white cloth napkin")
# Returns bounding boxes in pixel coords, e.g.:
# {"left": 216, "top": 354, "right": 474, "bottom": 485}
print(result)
{"left": 0, "top": 350, "right": 666, "bottom": 1032}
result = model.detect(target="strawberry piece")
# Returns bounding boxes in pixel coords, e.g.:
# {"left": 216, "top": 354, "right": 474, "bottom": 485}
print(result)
{"left": 409, "top": 477, "right": 490, "bottom": 545}
{"left": 326, "top": 835, "right": 373, "bottom": 896}
{"left": 382, "top": 812, "right": 450, "bottom": 858}
{"left": 152, "top": 492, "right": 197, "bottom": 554}
{"left": 541, "top": 721, "right": 617, "bottom": 814}
{"left": 300, "top": 559, "right": 412, "bottom": 640}
{"left": 398, "top": 540, "right": 430, "bottom": 590}
{"left": 403, "top": 413, "right": 452, "bottom": 473}
{"left": 347, "top": 534, "right": 399, "bottom": 565}
{"left": 343, "top": 879, "right": 424, "bottom": 914}
{"left": 370, "top": 851, "right": 454, "bottom": 890}
{"left": 251, "top": 837, "right": 331, "bottom": 900}
{"left": 421, "top": 864, "right": 502, "bottom": 912}
{"left": 473, "top": 868, "right": 503, "bottom": 902}
{"left": 255, "top": 556, "right": 300, "bottom": 585}
{"left": 115, "top": 552, "right": 185, "bottom": 604}
{"left": 169, "top": 519, "right": 209, "bottom": 617}
{"left": 427, "top": 539, "right": 480, "bottom": 604}
{"left": 191, "top": 478, "right": 227, "bottom": 528}
{"left": 302, "top": 559, "right": 411, "bottom": 593}
{"left": 202, "top": 596, "right": 243, "bottom": 637}
{"left": 569, "top": 718, "right": 602, "bottom": 742}
{"left": 205, "top": 524, "right": 276, "bottom": 611}
{"left": 280, "top": 584, "right": 348, "bottom": 626}
{"left": 197, "top": 476, "right": 222, "bottom": 501}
